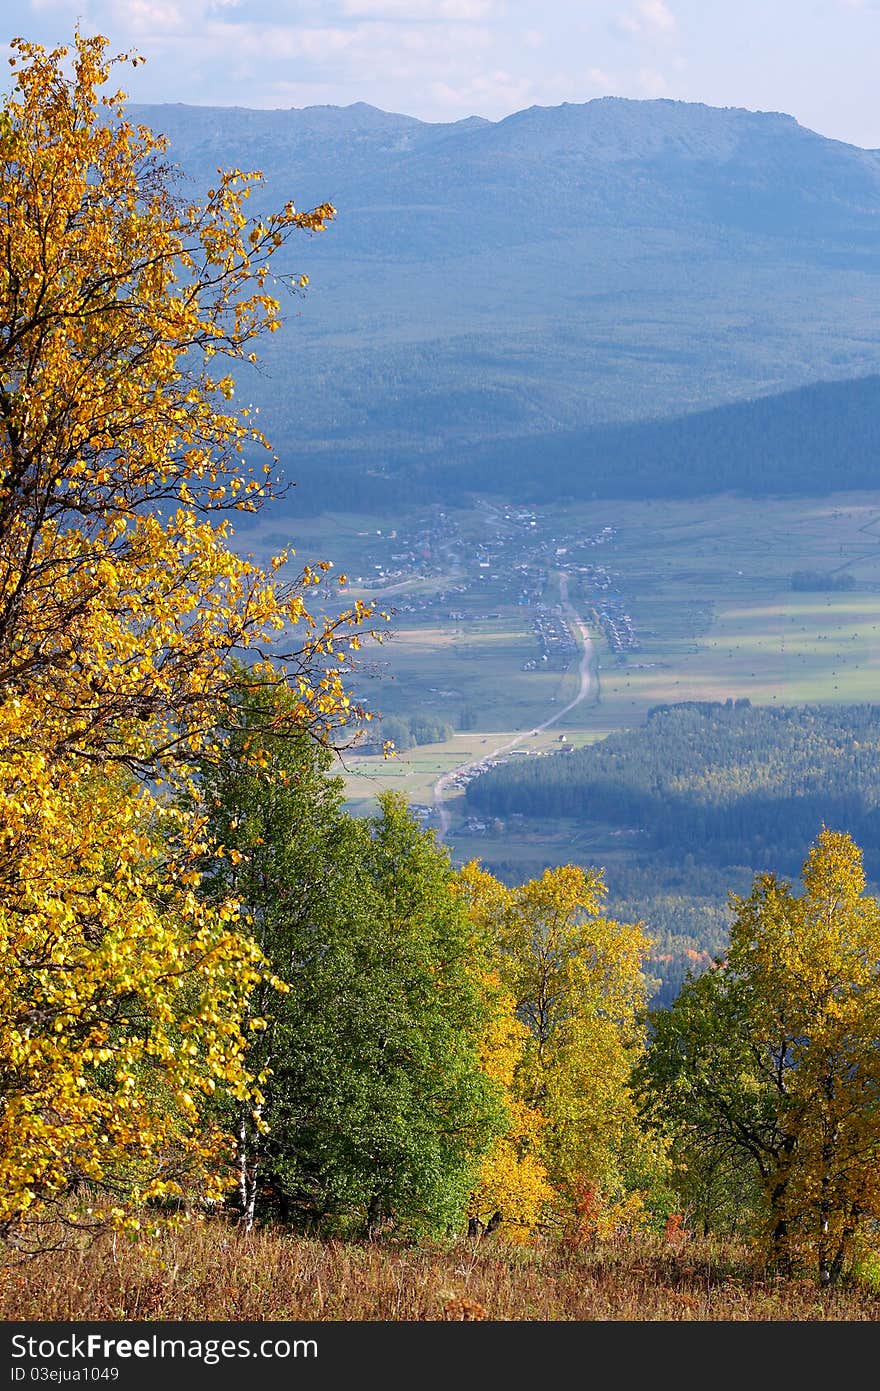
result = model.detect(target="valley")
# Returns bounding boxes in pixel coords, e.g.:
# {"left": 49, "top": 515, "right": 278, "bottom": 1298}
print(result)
{"left": 243, "top": 489, "right": 880, "bottom": 816}
{"left": 237, "top": 490, "right": 880, "bottom": 1004}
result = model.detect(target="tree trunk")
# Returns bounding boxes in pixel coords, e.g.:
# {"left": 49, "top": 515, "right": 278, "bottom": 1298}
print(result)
{"left": 367, "top": 1190, "right": 385, "bottom": 1238}
{"left": 817, "top": 1075, "right": 837, "bottom": 1286}
{"left": 237, "top": 1106, "right": 260, "bottom": 1232}
{"left": 768, "top": 1176, "right": 792, "bottom": 1275}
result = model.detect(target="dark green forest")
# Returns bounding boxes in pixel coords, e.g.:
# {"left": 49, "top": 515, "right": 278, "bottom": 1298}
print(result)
{"left": 452, "top": 374, "right": 880, "bottom": 504}
{"left": 465, "top": 700, "right": 880, "bottom": 873}
{"left": 282, "top": 374, "right": 880, "bottom": 514}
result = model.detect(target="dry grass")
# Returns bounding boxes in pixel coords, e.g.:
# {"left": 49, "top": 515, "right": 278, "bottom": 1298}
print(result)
{"left": 2, "top": 1221, "right": 879, "bottom": 1321}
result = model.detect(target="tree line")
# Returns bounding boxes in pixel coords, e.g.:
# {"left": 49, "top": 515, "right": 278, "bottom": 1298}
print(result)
{"left": 359, "top": 711, "right": 454, "bottom": 752}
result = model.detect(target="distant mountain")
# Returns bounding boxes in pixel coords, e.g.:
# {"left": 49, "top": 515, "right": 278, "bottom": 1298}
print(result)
{"left": 132, "top": 96, "right": 880, "bottom": 505}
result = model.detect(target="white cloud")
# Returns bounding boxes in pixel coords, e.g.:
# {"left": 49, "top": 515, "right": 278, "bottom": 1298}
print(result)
{"left": 639, "top": 0, "right": 675, "bottom": 32}
{"left": 342, "top": 0, "right": 495, "bottom": 17}
{"left": 280, "top": 26, "right": 358, "bottom": 59}
{"left": 201, "top": 21, "right": 359, "bottom": 60}
{"left": 617, "top": 0, "right": 676, "bottom": 38}
{"left": 121, "top": 0, "right": 188, "bottom": 35}
{"left": 586, "top": 66, "right": 615, "bottom": 92}
{"left": 26, "top": 0, "right": 81, "bottom": 11}
{"left": 431, "top": 68, "right": 534, "bottom": 115}
{"left": 636, "top": 66, "right": 668, "bottom": 95}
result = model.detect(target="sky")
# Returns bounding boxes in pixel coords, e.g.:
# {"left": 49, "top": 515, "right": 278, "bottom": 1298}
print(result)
{"left": 11, "top": 0, "right": 880, "bottom": 148}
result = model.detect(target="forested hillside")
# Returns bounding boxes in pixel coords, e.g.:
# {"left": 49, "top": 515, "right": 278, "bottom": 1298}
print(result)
{"left": 444, "top": 375, "right": 880, "bottom": 505}
{"left": 466, "top": 701, "right": 880, "bottom": 873}
{"left": 133, "top": 95, "right": 880, "bottom": 510}
{"left": 293, "top": 374, "right": 880, "bottom": 511}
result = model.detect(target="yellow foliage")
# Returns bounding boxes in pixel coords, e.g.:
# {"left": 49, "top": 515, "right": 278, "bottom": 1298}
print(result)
{"left": 460, "top": 861, "right": 657, "bottom": 1222}
{"left": 0, "top": 766, "right": 264, "bottom": 1244}
{"left": 467, "top": 973, "right": 553, "bottom": 1241}
{"left": 0, "top": 34, "right": 379, "bottom": 765}
{"left": 0, "top": 34, "right": 382, "bottom": 1244}
{"left": 729, "top": 829, "right": 880, "bottom": 1279}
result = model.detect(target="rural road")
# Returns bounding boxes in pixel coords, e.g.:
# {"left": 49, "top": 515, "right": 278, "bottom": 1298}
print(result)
{"left": 432, "top": 574, "right": 597, "bottom": 841}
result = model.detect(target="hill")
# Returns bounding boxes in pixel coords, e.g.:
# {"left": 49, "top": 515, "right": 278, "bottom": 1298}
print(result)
{"left": 465, "top": 700, "right": 880, "bottom": 872}
{"left": 370, "top": 373, "right": 880, "bottom": 505}
{"left": 131, "top": 96, "right": 880, "bottom": 509}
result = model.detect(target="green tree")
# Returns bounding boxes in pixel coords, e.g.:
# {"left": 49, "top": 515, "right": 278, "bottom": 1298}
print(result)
{"left": 642, "top": 829, "right": 880, "bottom": 1282}
{"left": 638, "top": 964, "right": 768, "bottom": 1242}
{"left": 197, "top": 698, "right": 505, "bottom": 1236}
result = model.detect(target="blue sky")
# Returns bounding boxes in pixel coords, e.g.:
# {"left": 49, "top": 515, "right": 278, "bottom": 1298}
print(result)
{"left": 12, "top": 1, "right": 880, "bottom": 146}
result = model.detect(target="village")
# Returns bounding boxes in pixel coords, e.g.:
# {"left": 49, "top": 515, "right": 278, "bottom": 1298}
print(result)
{"left": 344, "top": 500, "right": 641, "bottom": 672}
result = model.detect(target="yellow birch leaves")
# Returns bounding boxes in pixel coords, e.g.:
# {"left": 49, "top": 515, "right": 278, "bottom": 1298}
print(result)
{"left": 0, "top": 33, "right": 374, "bottom": 1241}
{"left": 460, "top": 861, "right": 657, "bottom": 1237}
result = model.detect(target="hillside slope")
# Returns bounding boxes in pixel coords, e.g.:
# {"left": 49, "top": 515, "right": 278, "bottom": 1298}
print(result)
{"left": 133, "top": 96, "right": 880, "bottom": 505}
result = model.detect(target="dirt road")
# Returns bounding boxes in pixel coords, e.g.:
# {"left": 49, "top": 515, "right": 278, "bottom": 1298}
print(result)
{"left": 432, "top": 575, "right": 597, "bottom": 841}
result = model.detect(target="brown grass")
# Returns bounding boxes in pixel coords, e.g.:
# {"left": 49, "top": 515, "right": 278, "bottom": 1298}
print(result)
{"left": 2, "top": 1221, "right": 879, "bottom": 1321}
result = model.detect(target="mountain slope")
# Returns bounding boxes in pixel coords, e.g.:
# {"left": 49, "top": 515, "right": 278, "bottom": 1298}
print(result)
{"left": 131, "top": 96, "right": 880, "bottom": 502}
{"left": 447, "top": 372, "right": 880, "bottom": 503}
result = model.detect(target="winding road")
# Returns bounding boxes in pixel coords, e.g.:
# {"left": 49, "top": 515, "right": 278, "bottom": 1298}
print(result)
{"left": 432, "top": 573, "right": 598, "bottom": 841}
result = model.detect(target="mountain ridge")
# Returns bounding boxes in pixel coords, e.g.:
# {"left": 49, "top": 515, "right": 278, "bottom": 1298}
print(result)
{"left": 127, "top": 94, "right": 880, "bottom": 500}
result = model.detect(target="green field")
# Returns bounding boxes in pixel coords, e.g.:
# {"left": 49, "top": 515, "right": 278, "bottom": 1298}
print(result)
{"left": 587, "top": 495, "right": 880, "bottom": 725}
{"left": 238, "top": 492, "right": 880, "bottom": 826}
{"left": 340, "top": 729, "right": 605, "bottom": 818}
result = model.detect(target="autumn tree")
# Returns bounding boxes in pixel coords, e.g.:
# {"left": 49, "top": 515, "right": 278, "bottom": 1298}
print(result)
{"left": 0, "top": 34, "right": 376, "bottom": 1244}
{"left": 458, "top": 864, "right": 552, "bottom": 1239}
{"left": 0, "top": 32, "right": 372, "bottom": 764}
{"left": 643, "top": 829, "right": 880, "bottom": 1283}
{"left": 464, "top": 981, "right": 554, "bottom": 1240}
{"left": 0, "top": 766, "right": 268, "bottom": 1248}
{"left": 461, "top": 862, "right": 657, "bottom": 1231}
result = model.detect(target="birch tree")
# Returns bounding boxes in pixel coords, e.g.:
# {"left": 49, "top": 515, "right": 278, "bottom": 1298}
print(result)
{"left": 644, "top": 829, "right": 880, "bottom": 1282}
{"left": 0, "top": 33, "right": 373, "bottom": 1245}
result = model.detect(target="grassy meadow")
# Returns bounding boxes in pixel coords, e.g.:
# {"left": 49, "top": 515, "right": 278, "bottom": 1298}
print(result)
{"left": 5, "top": 1222, "right": 880, "bottom": 1321}
{"left": 592, "top": 495, "right": 880, "bottom": 722}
